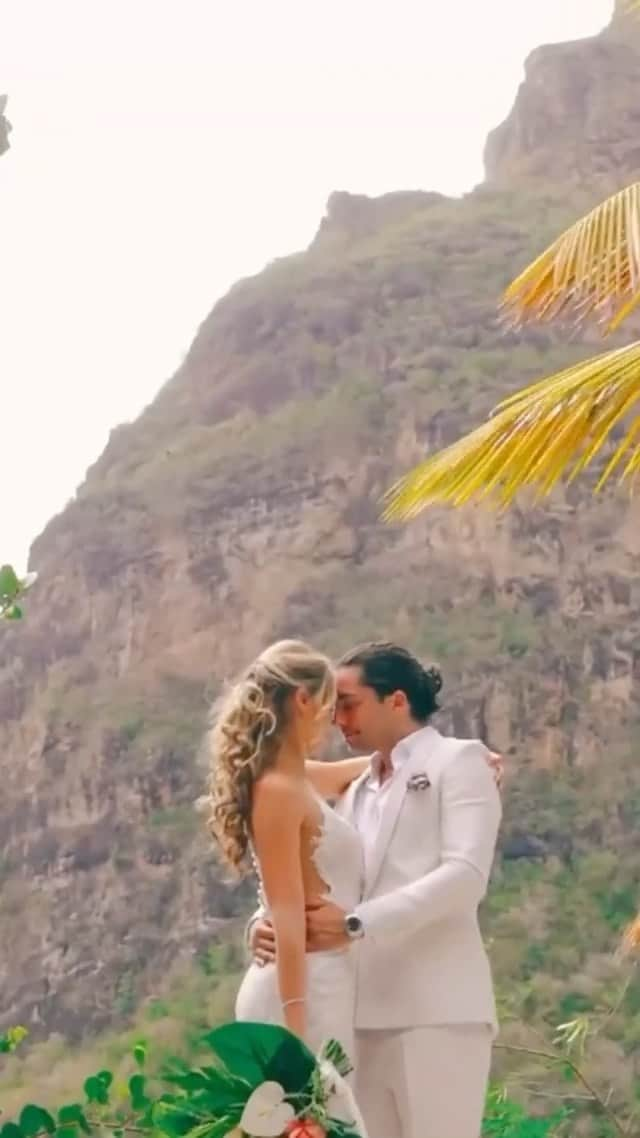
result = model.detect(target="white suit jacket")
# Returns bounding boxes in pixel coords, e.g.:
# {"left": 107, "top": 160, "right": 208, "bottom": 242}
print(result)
{"left": 247, "top": 726, "right": 501, "bottom": 1033}
{"left": 339, "top": 726, "right": 501, "bottom": 1031}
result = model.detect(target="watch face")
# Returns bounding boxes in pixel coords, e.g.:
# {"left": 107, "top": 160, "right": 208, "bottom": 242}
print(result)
{"left": 346, "top": 915, "right": 363, "bottom": 936}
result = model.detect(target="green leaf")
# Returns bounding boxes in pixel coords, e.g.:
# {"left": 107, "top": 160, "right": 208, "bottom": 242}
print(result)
{"left": 265, "top": 1034, "right": 316, "bottom": 1095}
{"left": 320, "top": 1038, "right": 353, "bottom": 1078}
{"left": 164, "top": 1070, "right": 212, "bottom": 1092}
{"left": 0, "top": 1026, "right": 27, "bottom": 1053}
{"left": 0, "top": 565, "right": 20, "bottom": 599}
{"left": 95, "top": 1070, "right": 113, "bottom": 1089}
{"left": 3, "top": 604, "right": 22, "bottom": 620}
{"left": 561, "top": 1062, "right": 576, "bottom": 1082}
{"left": 19, "top": 1107, "right": 55, "bottom": 1137}
{"left": 1, "top": 1124, "right": 24, "bottom": 1138}
{"left": 132, "top": 1040, "right": 147, "bottom": 1068}
{"left": 82, "top": 1076, "right": 109, "bottom": 1105}
{"left": 194, "top": 1121, "right": 239, "bottom": 1138}
{"left": 164, "top": 1063, "right": 251, "bottom": 1121}
{"left": 128, "top": 1074, "right": 149, "bottom": 1112}
{"left": 203, "top": 1021, "right": 316, "bottom": 1095}
{"left": 167, "top": 1062, "right": 248, "bottom": 1093}
{"left": 151, "top": 1102, "right": 203, "bottom": 1138}
{"left": 57, "top": 1107, "right": 89, "bottom": 1136}
{"left": 175, "top": 1123, "right": 240, "bottom": 1138}
{"left": 166, "top": 1068, "right": 249, "bottom": 1119}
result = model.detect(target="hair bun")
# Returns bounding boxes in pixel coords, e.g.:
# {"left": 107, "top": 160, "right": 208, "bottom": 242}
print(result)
{"left": 423, "top": 665, "right": 443, "bottom": 697}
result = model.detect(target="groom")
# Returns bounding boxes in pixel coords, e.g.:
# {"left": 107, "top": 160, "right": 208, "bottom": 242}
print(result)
{"left": 248, "top": 642, "right": 502, "bottom": 1138}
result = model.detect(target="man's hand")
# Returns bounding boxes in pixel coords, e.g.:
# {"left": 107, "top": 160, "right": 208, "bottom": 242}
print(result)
{"left": 488, "top": 750, "right": 504, "bottom": 790}
{"left": 305, "top": 901, "right": 349, "bottom": 952}
{"left": 248, "top": 917, "right": 276, "bottom": 966}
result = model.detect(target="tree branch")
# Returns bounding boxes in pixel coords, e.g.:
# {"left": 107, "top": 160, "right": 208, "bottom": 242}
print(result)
{"left": 494, "top": 1043, "right": 626, "bottom": 1136}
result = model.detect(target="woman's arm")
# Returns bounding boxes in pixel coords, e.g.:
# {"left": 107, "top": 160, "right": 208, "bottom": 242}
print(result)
{"left": 305, "top": 756, "right": 370, "bottom": 799}
{"left": 251, "top": 775, "right": 307, "bottom": 1039}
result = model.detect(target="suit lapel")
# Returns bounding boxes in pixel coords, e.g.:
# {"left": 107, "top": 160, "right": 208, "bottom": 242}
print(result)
{"left": 363, "top": 727, "right": 441, "bottom": 897}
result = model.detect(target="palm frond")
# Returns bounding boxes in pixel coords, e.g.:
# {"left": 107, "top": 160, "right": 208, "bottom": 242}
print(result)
{"left": 383, "top": 341, "right": 640, "bottom": 516}
{"left": 502, "top": 184, "right": 640, "bottom": 334}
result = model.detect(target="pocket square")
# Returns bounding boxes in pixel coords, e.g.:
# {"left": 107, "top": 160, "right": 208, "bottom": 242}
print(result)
{"left": 407, "top": 772, "right": 431, "bottom": 791}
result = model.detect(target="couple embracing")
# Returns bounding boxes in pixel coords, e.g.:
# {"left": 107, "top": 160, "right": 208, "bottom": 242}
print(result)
{"left": 206, "top": 640, "right": 502, "bottom": 1138}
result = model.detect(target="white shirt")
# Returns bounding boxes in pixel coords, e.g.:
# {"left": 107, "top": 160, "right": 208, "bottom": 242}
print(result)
{"left": 352, "top": 726, "right": 434, "bottom": 876}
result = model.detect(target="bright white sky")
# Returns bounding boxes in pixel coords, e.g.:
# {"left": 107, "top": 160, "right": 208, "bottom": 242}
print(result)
{"left": 1, "top": 0, "right": 613, "bottom": 571}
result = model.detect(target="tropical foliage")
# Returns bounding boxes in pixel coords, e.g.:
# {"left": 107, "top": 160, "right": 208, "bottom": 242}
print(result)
{"left": 0, "top": 1025, "right": 366, "bottom": 1138}
{"left": 0, "top": 1023, "right": 572, "bottom": 1138}
{"left": 0, "top": 1028, "right": 28, "bottom": 1055}
{"left": 10, "top": 976, "right": 640, "bottom": 1138}
{"left": 0, "top": 564, "right": 36, "bottom": 620}
{"left": 384, "top": 7, "right": 640, "bottom": 515}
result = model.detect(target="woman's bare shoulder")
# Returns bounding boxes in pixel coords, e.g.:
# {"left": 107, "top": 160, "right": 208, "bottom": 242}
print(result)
{"left": 252, "top": 771, "right": 307, "bottom": 820}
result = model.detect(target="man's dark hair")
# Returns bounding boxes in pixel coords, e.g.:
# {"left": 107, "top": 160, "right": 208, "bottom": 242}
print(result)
{"left": 338, "top": 641, "right": 443, "bottom": 722}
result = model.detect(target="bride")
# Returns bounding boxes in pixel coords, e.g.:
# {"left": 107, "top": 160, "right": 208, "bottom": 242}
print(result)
{"left": 205, "top": 639, "right": 367, "bottom": 1059}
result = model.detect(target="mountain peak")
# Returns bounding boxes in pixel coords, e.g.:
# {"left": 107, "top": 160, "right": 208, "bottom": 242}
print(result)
{"left": 311, "top": 189, "right": 446, "bottom": 248}
{"left": 484, "top": 16, "right": 640, "bottom": 190}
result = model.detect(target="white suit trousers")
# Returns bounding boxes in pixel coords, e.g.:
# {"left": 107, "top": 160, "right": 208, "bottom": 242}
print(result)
{"left": 354, "top": 1024, "right": 492, "bottom": 1138}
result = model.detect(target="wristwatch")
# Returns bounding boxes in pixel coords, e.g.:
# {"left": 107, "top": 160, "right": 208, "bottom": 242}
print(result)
{"left": 344, "top": 913, "right": 365, "bottom": 940}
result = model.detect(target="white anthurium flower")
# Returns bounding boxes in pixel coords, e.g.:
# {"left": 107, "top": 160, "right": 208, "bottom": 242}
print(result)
{"left": 239, "top": 1080, "right": 296, "bottom": 1137}
{"left": 318, "top": 1060, "right": 369, "bottom": 1137}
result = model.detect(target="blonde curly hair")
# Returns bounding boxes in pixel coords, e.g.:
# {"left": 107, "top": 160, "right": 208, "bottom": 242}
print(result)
{"left": 205, "top": 639, "right": 335, "bottom": 874}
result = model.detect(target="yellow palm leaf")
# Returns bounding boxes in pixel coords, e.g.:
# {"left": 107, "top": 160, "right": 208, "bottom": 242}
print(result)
{"left": 383, "top": 341, "right": 640, "bottom": 516}
{"left": 502, "top": 184, "right": 640, "bottom": 334}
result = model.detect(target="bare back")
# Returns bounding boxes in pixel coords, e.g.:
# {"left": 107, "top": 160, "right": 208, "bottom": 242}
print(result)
{"left": 236, "top": 771, "right": 361, "bottom": 1058}
{"left": 250, "top": 772, "right": 362, "bottom": 925}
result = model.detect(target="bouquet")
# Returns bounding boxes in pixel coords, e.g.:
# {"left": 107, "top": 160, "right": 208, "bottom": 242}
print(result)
{"left": 158, "top": 1023, "right": 368, "bottom": 1138}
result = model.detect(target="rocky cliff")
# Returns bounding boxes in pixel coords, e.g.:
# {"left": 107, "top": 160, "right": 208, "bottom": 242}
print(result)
{"left": 2, "top": 5, "right": 640, "bottom": 1056}
{"left": 484, "top": 29, "right": 640, "bottom": 189}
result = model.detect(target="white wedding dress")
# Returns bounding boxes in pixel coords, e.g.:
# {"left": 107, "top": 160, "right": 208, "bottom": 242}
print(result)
{"left": 235, "top": 792, "right": 364, "bottom": 1063}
